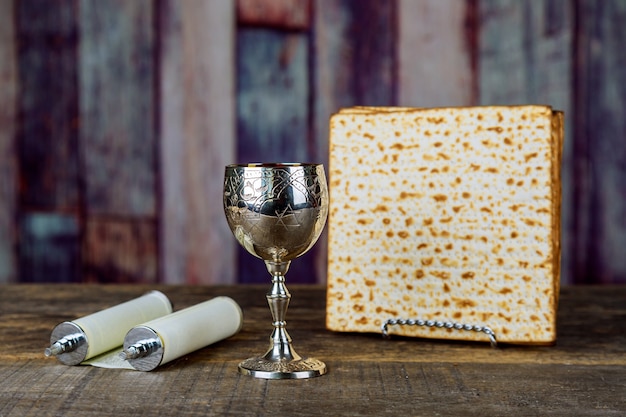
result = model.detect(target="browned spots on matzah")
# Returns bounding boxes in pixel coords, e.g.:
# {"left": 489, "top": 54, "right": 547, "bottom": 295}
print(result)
{"left": 454, "top": 298, "right": 476, "bottom": 308}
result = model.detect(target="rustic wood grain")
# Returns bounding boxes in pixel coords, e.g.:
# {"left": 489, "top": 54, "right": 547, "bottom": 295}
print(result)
{"left": 313, "top": 0, "right": 397, "bottom": 146}
{"left": 0, "top": 0, "right": 17, "bottom": 283}
{"left": 397, "top": 0, "right": 475, "bottom": 107}
{"left": 17, "top": 213, "right": 80, "bottom": 282}
{"left": 16, "top": 0, "right": 80, "bottom": 210}
{"left": 573, "top": 0, "right": 626, "bottom": 284}
{"left": 0, "top": 285, "right": 624, "bottom": 416}
{"left": 236, "top": 29, "right": 310, "bottom": 164}
{"left": 313, "top": 0, "right": 398, "bottom": 284}
{"left": 158, "top": 0, "right": 237, "bottom": 284}
{"left": 236, "top": 28, "right": 317, "bottom": 283}
{"left": 312, "top": 0, "right": 352, "bottom": 286}
{"left": 157, "top": 0, "right": 187, "bottom": 285}
{"left": 349, "top": 0, "right": 397, "bottom": 105}
{"left": 237, "top": 0, "right": 310, "bottom": 29}
{"left": 83, "top": 217, "right": 157, "bottom": 283}
{"left": 79, "top": 0, "right": 156, "bottom": 216}
{"left": 2, "top": 0, "right": 626, "bottom": 287}
{"left": 313, "top": 0, "right": 353, "bottom": 169}
{"left": 477, "top": 0, "right": 575, "bottom": 284}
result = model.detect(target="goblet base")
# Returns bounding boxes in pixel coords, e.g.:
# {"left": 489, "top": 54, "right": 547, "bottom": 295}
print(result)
{"left": 238, "top": 356, "right": 327, "bottom": 379}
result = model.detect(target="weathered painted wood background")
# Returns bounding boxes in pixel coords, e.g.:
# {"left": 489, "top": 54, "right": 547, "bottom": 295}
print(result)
{"left": 0, "top": 0, "right": 624, "bottom": 285}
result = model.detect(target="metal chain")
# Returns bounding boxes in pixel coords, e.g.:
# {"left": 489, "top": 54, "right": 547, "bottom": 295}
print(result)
{"left": 381, "top": 318, "right": 498, "bottom": 348}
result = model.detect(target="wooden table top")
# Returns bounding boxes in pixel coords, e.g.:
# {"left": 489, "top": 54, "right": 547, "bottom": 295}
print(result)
{"left": 1, "top": 284, "right": 625, "bottom": 416}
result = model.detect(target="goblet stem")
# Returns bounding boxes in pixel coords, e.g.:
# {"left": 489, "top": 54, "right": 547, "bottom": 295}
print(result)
{"left": 263, "top": 261, "right": 301, "bottom": 362}
{"left": 236, "top": 260, "right": 327, "bottom": 379}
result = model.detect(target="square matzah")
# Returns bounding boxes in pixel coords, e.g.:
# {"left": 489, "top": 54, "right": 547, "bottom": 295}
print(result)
{"left": 326, "top": 105, "right": 563, "bottom": 345}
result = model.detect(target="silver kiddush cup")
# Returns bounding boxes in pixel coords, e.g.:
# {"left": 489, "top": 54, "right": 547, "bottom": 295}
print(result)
{"left": 223, "top": 163, "right": 329, "bottom": 379}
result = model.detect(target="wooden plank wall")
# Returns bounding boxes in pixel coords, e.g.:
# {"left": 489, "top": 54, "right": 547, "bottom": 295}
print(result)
{"left": 0, "top": 0, "right": 625, "bottom": 285}
{"left": 236, "top": 1, "right": 313, "bottom": 283}
{"left": 397, "top": 0, "right": 475, "bottom": 107}
{"left": 573, "top": 0, "right": 626, "bottom": 284}
{"left": 476, "top": 0, "right": 575, "bottom": 283}
{"left": 158, "top": 0, "right": 236, "bottom": 285}
{"left": 15, "top": 0, "right": 81, "bottom": 282}
{"left": 311, "top": 0, "right": 398, "bottom": 284}
{"left": 79, "top": 0, "right": 158, "bottom": 283}
{"left": 237, "top": 0, "right": 397, "bottom": 283}
{"left": 0, "top": 0, "right": 17, "bottom": 283}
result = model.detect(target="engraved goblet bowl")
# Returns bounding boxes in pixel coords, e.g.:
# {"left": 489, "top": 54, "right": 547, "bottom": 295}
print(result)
{"left": 223, "top": 163, "right": 329, "bottom": 379}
